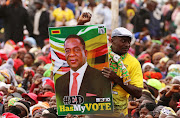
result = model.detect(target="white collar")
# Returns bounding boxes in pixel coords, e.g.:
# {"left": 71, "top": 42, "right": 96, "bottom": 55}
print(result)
{"left": 70, "top": 62, "right": 88, "bottom": 74}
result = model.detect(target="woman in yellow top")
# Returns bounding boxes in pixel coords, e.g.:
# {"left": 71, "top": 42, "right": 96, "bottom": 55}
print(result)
{"left": 53, "top": 0, "right": 74, "bottom": 27}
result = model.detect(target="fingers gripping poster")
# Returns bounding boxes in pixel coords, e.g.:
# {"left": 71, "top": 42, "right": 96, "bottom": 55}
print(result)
{"left": 49, "top": 25, "right": 113, "bottom": 115}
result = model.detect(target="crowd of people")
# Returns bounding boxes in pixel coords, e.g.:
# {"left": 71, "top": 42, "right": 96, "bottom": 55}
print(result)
{"left": 0, "top": 0, "right": 180, "bottom": 117}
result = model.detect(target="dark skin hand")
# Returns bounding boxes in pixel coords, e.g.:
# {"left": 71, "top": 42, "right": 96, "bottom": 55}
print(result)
{"left": 77, "top": 12, "right": 92, "bottom": 25}
{"left": 102, "top": 67, "right": 142, "bottom": 99}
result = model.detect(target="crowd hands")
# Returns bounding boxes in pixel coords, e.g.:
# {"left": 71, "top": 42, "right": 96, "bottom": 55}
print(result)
{"left": 0, "top": 0, "right": 180, "bottom": 118}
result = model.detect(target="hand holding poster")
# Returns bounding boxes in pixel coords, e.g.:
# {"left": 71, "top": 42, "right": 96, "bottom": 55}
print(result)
{"left": 49, "top": 25, "right": 113, "bottom": 115}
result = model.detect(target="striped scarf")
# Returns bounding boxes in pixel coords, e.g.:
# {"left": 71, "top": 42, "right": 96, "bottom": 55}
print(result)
{"left": 108, "top": 47, "right": 131, "bottom": 85}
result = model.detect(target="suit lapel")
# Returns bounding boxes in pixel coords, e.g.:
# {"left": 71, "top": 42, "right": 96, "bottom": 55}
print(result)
{"left": 78, "top": 65, "right": 91, "bottom": 97}
{"left": 62, "top": 72, "right": 70, "bottom": 96}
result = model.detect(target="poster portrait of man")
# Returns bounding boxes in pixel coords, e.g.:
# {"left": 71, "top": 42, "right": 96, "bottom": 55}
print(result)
{"left": 49, "top": 25, "right": 113, "bottom": 115}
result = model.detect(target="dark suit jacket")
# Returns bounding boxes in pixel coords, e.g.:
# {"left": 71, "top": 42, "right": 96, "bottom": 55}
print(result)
{"left": 55, "top": 65, "right": 112, "bottom": 103}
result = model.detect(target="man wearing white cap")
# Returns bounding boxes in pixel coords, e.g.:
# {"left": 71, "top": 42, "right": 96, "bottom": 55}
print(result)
{"left": 102, "top": 27, "right": 143, "bottom": 117}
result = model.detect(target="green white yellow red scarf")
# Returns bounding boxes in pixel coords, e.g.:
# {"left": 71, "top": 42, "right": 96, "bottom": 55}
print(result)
{"left": 108, "top": 46, "right": 131, "bottom": 85}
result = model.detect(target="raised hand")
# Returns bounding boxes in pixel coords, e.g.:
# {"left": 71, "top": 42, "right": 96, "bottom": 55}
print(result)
{"left": 77, "top": 12, "right": 92, "bottom": 25}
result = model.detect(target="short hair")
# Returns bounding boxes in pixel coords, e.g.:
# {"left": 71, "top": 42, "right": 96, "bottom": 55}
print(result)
{"left": 140, "top": 102, "right": 156, "bottom": 111}
{"left": 64, "top": 34, "right": 86, "bottom": 49}
{"left": 60, "top": 0, "right": 68, "bottom": 4}
{"left": 41, "top": 113, "right": 57, "bottom": 118}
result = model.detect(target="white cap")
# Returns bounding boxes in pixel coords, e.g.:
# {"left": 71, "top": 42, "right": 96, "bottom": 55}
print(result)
{"left": 111, "top": 27, "right": 133, "bottom": 39}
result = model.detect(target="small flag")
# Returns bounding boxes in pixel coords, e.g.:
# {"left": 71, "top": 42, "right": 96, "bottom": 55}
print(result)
{"left": 51, "top": 30, "right": 61, "bottom": 34}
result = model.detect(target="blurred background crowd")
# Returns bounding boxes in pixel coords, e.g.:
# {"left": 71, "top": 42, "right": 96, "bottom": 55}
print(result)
{"left": 0, "top": 0, "right": 180, "bottom": 117}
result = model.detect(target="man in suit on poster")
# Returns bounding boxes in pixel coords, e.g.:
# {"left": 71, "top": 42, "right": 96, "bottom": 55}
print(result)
{"left": 55, "top": 34, "right": 111, "bottom": 103}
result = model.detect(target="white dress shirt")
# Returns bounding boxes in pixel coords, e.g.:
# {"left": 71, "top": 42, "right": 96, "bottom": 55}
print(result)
{"left": 69, "top": 62, "right": 88, "bottom": 96}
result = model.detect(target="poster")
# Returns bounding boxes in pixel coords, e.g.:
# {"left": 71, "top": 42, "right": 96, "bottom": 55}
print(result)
{"left": 49, "top": 25, "right": 113, "bottom": 115}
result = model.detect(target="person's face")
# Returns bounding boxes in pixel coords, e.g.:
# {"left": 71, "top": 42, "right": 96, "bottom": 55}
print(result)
{"left": 140, "top": 107, "right": 149, "bottom": 118}
{"left": 49, "top": 95, "right": 56, "bottom": 108}
{"left": 18, "top": 51, "right": 26, "bottom": 61}
{"left": 24, "top": 96, "right": 36, "bottom": 106}
{"left": 43, "top": 85, "right": 54, "bottom": 93}
{"left": 35, "top": 3, "right": 43, "bottom": 9}
{"left": 60, "top": 0, "right": 66, "bottom": 9}
{"left": 32, "top": 74, "right": 42, "bottom": 83}
{"left": 145, "top": 114, "right": 153, "bottom": 118}
{"left": 111, "top": 36, "right": 131, "bottom": 55}
{"left": 64, "top": 38, "right": 87, "bottom": 71}
{"left": 42, "top": 97, "right": 51, "bottom": 102}
{"left": 36, "top": 67, "right": 45, "bottom": 75}
{"left": 152, "top": 55, "right": 162, "bottom": 65}
{"left": 16, "top": 105, "right": 27, "bottom": 117}
{"left": 24, "top": 54, "right": 34, "bottom": 66}
{"left": 164, "top": 76, "right": 173, "bottom": 85}
{"left": 144, "top": 65, "right": 152, "bottom": 73}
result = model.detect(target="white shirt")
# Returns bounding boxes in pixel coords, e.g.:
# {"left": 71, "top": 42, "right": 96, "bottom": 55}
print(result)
{"left": 33, "top": 8, "right": 46, "bottom": 35}
{"left": 69, "top": 62, "right": 88, "bottom": 96}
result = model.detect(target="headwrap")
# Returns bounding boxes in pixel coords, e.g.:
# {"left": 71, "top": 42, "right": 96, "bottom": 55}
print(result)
{"left": 143, "top": 71, "right": 162, "bottom": 80}
{"left": 159, "top": 57, "right": 169, "bottom": 64}
{"left": 142, "top": 63, "right": 155, "bottom": 72}
{"left": 32, "top": 102, "right": 50, "bottom": 115}
{"left": 0, "top": 73, "right": 5, "bottom": 82}
{"left": 13, "top": 59, "right": 24, "bottom": 72}
{"left": 0, "top": 49, "right": 8, "bottom": 61}
{"left": 108, "top": 47, "right": 131, "bottom": 85}
{"left": 22, "top": 93, "right": 38, "bottom": 104}
{"left": 37, "top": 92, "right": 55, "bottom": 101}
{"left": 37, "top": 56, "right": 48, "bottom": 64}
{"left": 43, "top": 69, "right": 51, "bottom": 77}
{"left": 152, "top": 52, "right": 165, "bottom": 61}
{"left": 8, "top": 97, "right": 21, "bottom": 107}
{"left": 0, "top": 58, "right": 17, "bottom": 86}
{"left": 172, "top": 76, "right": 180, "bottom": 84}
{"left": 147, "top": 79, "right": 162, "bottom": 90}
{"left": 17, "top": 41, "right": 24, "bottom": 48}
{"left": 18, "top": 48, "right": 27, "bottom": 54}
{"left": 160, "top": 107, "right": 176, "bottom": 116}
{"left": 167, "top": 64, "right": 180, "bottom": 77}
{"left": 42, "top": 79, "right": 55, "bottom": 91}
{"left": 23, "top": 37, "right": 37, "bottom": 47}
{"left": 138, "top": 54, "right": 151, "bottom": 63}
{"left": 14, "top": 100, "right": 30, "bottom": 116}
{"left": 23, "top": 69, "right": 35, "bottom": 77}
{"left": 2, "top": 112, "right": 20, "bottom": 118}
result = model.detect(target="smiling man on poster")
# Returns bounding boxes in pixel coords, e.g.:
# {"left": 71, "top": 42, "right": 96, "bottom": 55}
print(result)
{"left": 55, "top": 34, "right": 112, "bottom": 104}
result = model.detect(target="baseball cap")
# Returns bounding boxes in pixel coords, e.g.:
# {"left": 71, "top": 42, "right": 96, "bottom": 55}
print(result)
{"left": 37, "top": 92, "right": 55, "bottom": 101}
{"left": 22, "top": 93, "right": 38, "bottom": 104}
{"left": 111, "top": 27, "right": 133, "bottom": 39}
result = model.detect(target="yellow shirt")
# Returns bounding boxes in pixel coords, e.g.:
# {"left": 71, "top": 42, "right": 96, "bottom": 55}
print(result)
{"left": 111, "top": 53, "right": 143, "bottom": 116}
{"left": 53, "top": 7, "right": 74, "bottom": 22}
